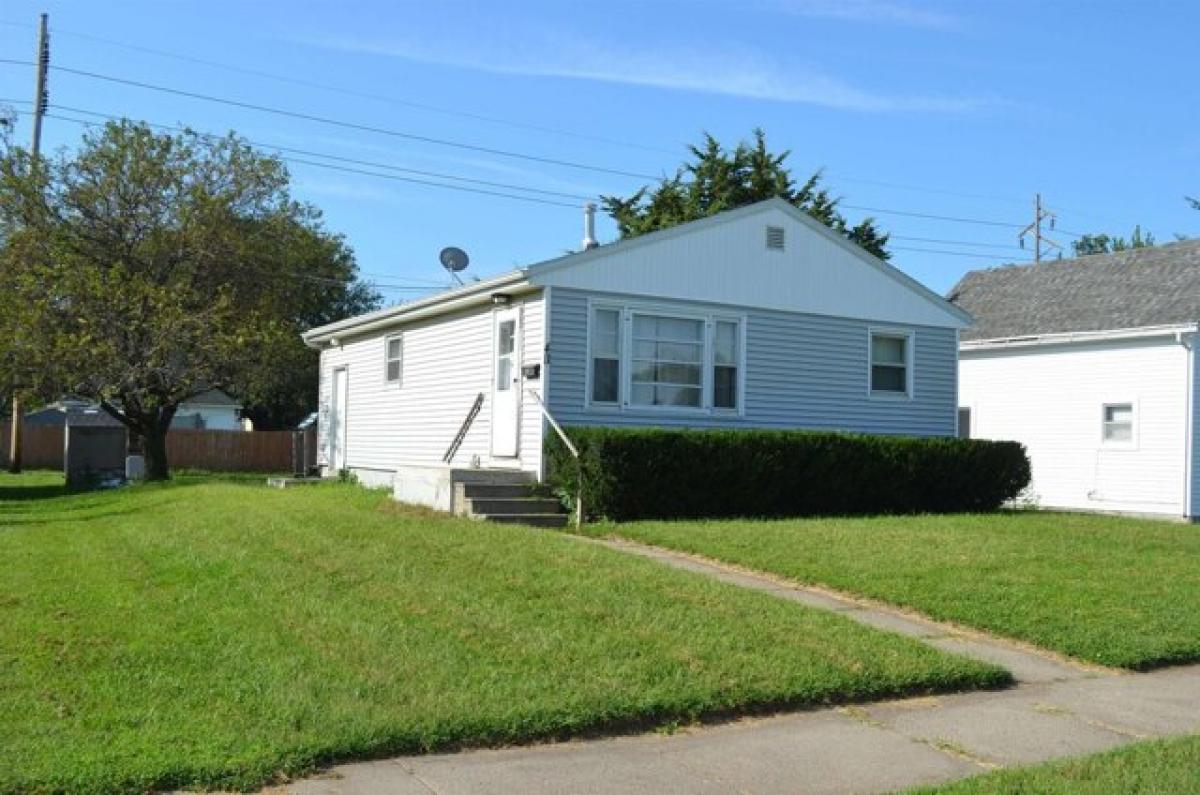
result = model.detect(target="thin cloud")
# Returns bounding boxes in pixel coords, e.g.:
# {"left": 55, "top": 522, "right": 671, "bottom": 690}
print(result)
{"left": 303, "top": 34, "right": 987, "bottom": 114}
{"left": 768, "top": 0, "right": 960, "bottom": 29}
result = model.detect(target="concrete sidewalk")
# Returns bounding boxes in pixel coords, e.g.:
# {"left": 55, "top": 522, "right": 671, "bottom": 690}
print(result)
{"left": 282, "top": 539, "right": 1200, "bottom": 795}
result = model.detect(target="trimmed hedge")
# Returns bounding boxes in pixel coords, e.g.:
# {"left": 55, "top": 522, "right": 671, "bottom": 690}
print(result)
{"left": 546, "top": 427, "right": 1030, "bottom": 522}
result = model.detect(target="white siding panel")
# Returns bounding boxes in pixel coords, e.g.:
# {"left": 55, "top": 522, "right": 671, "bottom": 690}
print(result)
{"left": 1191, "top": 343, "right": 1199, "bottom": 519}
{"left": 960, "top": 338, "right": 1189, "bottom": 517}
{"left": 547, "top": 288, "right": 956, "bottom": 436}
{"left": 532, "top": 204, "right": 963, "bottom": 329}
{"left": 316, "top": 292, "right": 544, "bottom": 477}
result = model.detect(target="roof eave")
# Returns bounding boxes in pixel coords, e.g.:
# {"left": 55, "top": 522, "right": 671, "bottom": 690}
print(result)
{"left": 961, "top": 323, "right": 1200, "bottom": 351}
{"left": 302, "top": 269, "right": 531, "bottom": 348}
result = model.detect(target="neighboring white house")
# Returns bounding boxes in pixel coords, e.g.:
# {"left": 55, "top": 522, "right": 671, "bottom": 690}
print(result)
{"left": 26, "top": 388, "right": 246, "bottom": 431}
{"left": 169, "top": 389, "right": 245, "bottom": 431}
{"left": 950, "top": 240, "right": 1200, "bottom": 520}
{"left": 302, "top": 198, "right": 972, "bottom": 508}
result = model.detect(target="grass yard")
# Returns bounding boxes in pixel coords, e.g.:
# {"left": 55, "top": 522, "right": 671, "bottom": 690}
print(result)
{"left": 0, "top": 473, "right": 1005, "bottom": 794}
{"left": 583, "top": 511, "right": 1200, "bottom": 670}
{"left": 912, "top": 734, "right": 1200, "bottom": 794}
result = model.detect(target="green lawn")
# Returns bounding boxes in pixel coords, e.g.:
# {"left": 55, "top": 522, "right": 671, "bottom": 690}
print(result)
{"left": 583, "top": 511, "right": 1200, "bottom": 669}
{"left": 912, "top": 735, "right": 1200, "bottom": 794}
{"left": 0, "top": 473, "right": 1005, "bottom": 794}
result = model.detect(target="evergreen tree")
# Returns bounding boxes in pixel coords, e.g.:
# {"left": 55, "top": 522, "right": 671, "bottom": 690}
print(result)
{"left": 602, "top": 130, "right": 890, "bottom": 260}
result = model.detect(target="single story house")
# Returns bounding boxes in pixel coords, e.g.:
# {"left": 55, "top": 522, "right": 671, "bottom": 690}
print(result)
{"left": 302, "top": 198, "right": 972, "bottom": 508}
{"left": 26, "top": 389, "right": 246, "bottom": 431}
{"left": 950, "top": 239, "right": 1200, "bottom": 520}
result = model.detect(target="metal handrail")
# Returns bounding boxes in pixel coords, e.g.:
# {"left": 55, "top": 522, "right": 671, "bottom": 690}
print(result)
{"left": 526, "top": 388, "right": 583, "bottom": 529}
{"left": 443, "top": 392, "right": 484, "bottom": 463}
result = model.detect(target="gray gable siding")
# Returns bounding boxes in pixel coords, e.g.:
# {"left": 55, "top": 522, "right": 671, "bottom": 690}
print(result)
{"left": 546, "top": 288, "right": 956, "bottom": 437}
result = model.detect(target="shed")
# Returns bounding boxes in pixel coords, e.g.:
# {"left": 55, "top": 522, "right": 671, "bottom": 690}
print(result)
{"left": 64, "top": 410, "right": 127, "bottom": 489}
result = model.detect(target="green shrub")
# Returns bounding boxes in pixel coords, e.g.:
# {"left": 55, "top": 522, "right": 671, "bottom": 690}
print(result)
{"left": 545, "top": 428, "right": 1030, "bottom": 521}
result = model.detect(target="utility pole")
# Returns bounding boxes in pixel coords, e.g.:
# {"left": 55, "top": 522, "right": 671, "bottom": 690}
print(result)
{"left": 8, "top": 12, "right": 49, "bottom": 474}
{"left": 1018, "top": 192, "right": 1061, "bottom": 264}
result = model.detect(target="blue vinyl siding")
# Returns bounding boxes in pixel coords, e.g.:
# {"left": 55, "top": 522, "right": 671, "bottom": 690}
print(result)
{"left": 546, "top": 288, "right": 957, "bottom": 436}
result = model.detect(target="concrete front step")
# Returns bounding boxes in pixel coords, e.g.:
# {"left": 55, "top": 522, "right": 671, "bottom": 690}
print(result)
{"left": 462, "top": 483, "right": 541, "bottom": 500}
{"left": 482, "top": 513, "right": 570, "bottom": 528}
{"left": 467, "top": 497, "right": 563, "bottom": 515}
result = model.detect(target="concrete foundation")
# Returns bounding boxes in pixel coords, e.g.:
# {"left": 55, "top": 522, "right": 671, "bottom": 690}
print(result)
{"left": 393, "top": 464, "right": 532, "bottom": 513}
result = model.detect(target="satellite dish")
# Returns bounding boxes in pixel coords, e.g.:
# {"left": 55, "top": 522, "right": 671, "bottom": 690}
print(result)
{"left": 439, "top": 246, "right": 470, "bottom": 284}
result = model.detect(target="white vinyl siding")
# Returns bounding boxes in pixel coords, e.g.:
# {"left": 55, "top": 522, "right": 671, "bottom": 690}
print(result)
{"left": 317, "top": 291, "right": 545, "bottom": 480}
{"left": 960, "top": 337, "right": 1189, "bottom": 517}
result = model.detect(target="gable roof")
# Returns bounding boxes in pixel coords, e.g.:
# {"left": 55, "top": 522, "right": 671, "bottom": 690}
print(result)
{"left": 183, "top": 388, "right": 241, "bottom": 408}
{"left": 948, "top": 239, "right": 1200, "bottom": 341}
{"left": 304, "top": 197, "right": 970, "bottom": 345}
{"left": 525, "top": 198, "right": 972, "bottom": 326}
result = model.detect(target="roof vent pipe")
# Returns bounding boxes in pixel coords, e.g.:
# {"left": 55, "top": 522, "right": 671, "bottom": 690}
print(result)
{"left": 582, "top": 202, "right": 599, "bottom": 250}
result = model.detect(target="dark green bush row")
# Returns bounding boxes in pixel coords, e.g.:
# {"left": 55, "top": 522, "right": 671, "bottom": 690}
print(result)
{"left": 546, "top": 427, "right": 1030, "bottom": 522}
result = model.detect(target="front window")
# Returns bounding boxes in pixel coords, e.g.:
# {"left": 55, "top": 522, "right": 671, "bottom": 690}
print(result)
{"left": 631, "top": 314, "right": 704, "bottom": 408}
{"left": 713, "top": 320, "right": 739, "bottom": 410}
{"left": 1102, "top": 403, "right": 1134, "bottom": 443}
{"left": 590, "top": 308, "right": 621, "bottom": 404}
{"left": 870, "top": 332, "right": 910, "bottom": 396}
{"left": 587, "top": 304, "right": 743, "bottom": 413}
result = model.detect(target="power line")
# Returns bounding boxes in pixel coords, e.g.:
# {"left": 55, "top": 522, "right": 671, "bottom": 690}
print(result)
{"left": 16, "top": 22, "right": 1065, "bottom": 208}
{"left": 52, "top": 103, "right": 596, "bottom": 201}
{"left": 3, "top": 59, "right": 1097, "bottom": 239}
{"left": 842, "top": 203, "right": 1026, "bottom": 229}
{"left": 40, "top": 111, "right": 582, "bottom": 209}
{"left": 0, "top": 58, "right": 665, "bottom": 182}
{"left": 891, "top": 245, "right": 1030, "bottom": 262}
{"left": 35, "top": 23, "right": 681, "bottom": 158}
{"left": 889, "top": 234, "right": 1026, "bottom": 252}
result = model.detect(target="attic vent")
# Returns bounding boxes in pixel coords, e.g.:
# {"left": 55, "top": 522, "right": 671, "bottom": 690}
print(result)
{"left": 765, "top": 225, "right": 785, "bottom": 251}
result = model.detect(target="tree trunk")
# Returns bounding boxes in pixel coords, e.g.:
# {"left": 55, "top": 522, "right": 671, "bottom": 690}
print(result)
{"left": 142, "top": 422, "right": 170, "bottom": 481}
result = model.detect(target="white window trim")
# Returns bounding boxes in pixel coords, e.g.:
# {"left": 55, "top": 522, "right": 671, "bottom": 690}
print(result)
{"left": 867, "top": 327, "right": 915, "bottom": 401}
{"left": 1100, "top": 399, "right": 1138, "bottom": 450}
{"left": 383, "top": 333, "right": 403, "bottom": 387}
{"left": 584, "top": 298, "right": 747, "bottom": 417}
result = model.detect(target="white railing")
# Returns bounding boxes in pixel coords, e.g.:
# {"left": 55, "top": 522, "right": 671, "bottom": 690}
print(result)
{"left": 526, "top": 388, "right": 583, "bottom": 529}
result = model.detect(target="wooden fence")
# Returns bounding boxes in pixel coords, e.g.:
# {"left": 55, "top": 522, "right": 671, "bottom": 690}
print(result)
{"left": 0, "top": 423, "right": 301, "bottom": 473}
{"left": 0, "top": 423, "right": 65, "bottom": 469}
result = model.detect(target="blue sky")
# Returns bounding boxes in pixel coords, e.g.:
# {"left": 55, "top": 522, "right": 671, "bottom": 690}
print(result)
{"left": 1, "top": 0, "right": 1197, "bottom": 301}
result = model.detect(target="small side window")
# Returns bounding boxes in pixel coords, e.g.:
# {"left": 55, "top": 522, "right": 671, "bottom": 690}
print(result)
{"left": 1102, "top": 403, "right": 1133, "bottom": 443}
{"left": 385, "top": 334, "right": 403, "bottom": 385}
{"left": 870, "top": 331, "right": 911, "bottom": 396}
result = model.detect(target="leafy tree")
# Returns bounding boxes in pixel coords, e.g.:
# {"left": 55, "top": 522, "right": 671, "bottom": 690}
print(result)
{"left": 1071, "top": 225, "right": 1155, "bottom": 256}
{"left": 0, "top": 120, "right": 379, "bottom": 478}
{"left": 601, "top": 129, "right": 890, "bottom": 259}
{"left": 236, "top": 221, "right": 380, "bottom": 430}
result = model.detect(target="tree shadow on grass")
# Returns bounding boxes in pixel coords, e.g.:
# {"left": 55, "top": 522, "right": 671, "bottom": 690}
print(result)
{"left": 0, "top": 482, "right": 72, "bottom": 502}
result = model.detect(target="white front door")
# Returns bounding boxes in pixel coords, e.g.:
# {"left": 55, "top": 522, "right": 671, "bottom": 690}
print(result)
{"left": 490, "top": 306, "right": 521, "bottom": 458}
{"left": 329, "top": 366, "right": 348, "bottom": 471}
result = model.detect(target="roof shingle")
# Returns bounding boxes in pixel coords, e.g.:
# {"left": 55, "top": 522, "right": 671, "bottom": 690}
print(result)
{"left": 947, "top": 239, "right": 1200, "bottom": 341}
